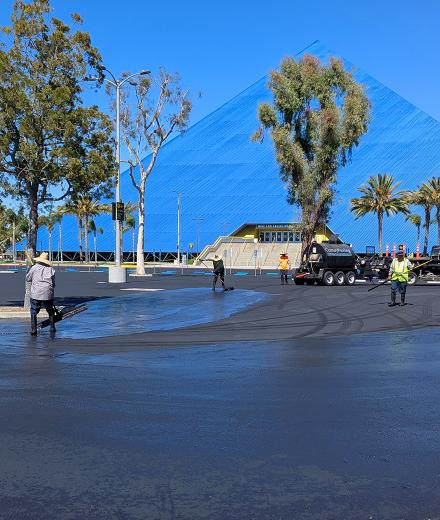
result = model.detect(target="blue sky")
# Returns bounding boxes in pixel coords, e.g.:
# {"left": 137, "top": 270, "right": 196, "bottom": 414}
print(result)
{"left": 2, "top": 0, "right": 440, "bottom": 127}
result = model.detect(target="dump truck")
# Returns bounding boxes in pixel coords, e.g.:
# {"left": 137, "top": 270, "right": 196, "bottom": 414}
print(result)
{"left": 293, "top": 242, "right": 357, "bottom": 286}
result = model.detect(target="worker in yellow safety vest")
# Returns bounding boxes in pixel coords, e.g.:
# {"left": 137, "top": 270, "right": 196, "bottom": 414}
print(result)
{"left": 388, "top": 246, "right": 413, "bottom": 307}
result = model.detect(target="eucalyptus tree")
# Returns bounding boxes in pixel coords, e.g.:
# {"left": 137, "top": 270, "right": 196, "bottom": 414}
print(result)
{"left": 253, "top": 54, "right": 370, "bottom": 254}
{"left": 119, "top": 69, "right": 192, "bottom": 274}
{"left": 0, "top": 0, "right": 115, "bottom": 259}
{"left": 350, "top": 174, "right": 408, "bottom": 255}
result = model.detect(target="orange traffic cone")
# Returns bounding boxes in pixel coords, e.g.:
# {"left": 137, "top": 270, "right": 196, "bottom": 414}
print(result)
{"left": 392, "top": 244, "right": 396, "bottom": 258}
{"left": 416, "top": 243, "right": 420, "bottom": 259}
{"left": 385, "top": 244, "right": 389, "bottom": 257}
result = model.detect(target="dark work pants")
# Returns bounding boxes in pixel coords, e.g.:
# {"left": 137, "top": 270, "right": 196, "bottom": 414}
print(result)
{"left": 391, "top": 281, "right": 407, "bottom": 302}
{"left": 280, "top": 270, "right": 288, "bottom": 284}
{"left": 30, "top": 298, "right": 55, "bottom": 317}
{"left": 213, "top": 269, "right": 225, "bottom": 289}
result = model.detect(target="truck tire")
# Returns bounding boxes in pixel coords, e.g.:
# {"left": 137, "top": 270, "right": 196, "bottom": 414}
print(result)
{"left": 407, "top": 271, "right": 418, "bottom": 286}
{"left": 344, "top": 271, "right": 356, "bottom": 286}
{"left": 334, "top": 271, "right": 345, "bottom": 286}
{"left": 323, "top": 271, "right": 335, "bottom": 286}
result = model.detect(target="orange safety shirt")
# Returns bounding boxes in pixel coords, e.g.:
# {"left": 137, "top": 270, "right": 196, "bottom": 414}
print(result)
{"left": 279, "top": 258, "right": 289, "bottom": 270}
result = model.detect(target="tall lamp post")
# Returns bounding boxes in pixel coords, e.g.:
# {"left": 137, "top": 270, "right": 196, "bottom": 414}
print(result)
{"left": 192, "top": 217, "right": 204, "bottom": 257}
{"left": 85, "top": 68, "right": 150, "bottom": 283}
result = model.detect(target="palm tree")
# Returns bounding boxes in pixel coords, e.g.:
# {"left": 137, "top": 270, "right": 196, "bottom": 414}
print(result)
{"left": 425, "top": 177, "right": 440, "bottom": 246}
{"left": 0, "top": 206, "right": 27, "bottom": 260}
{"left": 405, "top": 213, "right": 422, "bottom": 250}
{"left": 350, "top": 174, "right": 408, "bottom": 255}
{"left": 61, "top": 199, "right": 84, "bottom": 262}
{"left": 38, "top": 211, "right": 59, "bottom": 261}
{"left": 62, "top": 196, "right": 106, "bottom": 263}
{"left": 123, "top": 214, "right": 136, "bottom": 262}
{"left": 88, "top": 219, "right": 104, "bottom": 264}
{"left": 408, "top": 185, "right": 433, "bottom": 256}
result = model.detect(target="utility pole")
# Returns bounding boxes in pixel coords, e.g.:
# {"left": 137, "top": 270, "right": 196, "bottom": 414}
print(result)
{"left": 192, "top": 217, "right": 204, "bottom": 257}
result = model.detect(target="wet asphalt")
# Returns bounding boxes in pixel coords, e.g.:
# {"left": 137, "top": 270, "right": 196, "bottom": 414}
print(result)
{"left": 1, "top": 268, "right": 440, "bottom": 519}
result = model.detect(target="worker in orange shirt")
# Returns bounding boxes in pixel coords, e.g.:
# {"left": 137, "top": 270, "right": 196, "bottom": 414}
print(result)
{"left": 278, "top": 253, "right": 290, "bottom": 285}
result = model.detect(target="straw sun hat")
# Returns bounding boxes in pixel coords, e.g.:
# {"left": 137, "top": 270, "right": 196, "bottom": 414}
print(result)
{"left": 34, "top": 252, "right": 51, "bottom": 266}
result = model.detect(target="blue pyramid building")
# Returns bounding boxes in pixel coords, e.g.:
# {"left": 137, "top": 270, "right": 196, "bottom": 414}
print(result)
{"left": 38, "top": 41, "right": 440, "bottom": 254}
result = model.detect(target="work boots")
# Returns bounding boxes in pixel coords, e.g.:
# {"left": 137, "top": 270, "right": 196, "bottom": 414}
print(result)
{"left": 388, "top": 295, "right": 397, "bottom": 307}
{"left": 30, "top": 315, "right": 37, "bottom": 336}
{"left": 49, "top": 314, "right": 56, "bottom": 336}
{"left": 400, "top": 295, "right": 406, "bottom": 306}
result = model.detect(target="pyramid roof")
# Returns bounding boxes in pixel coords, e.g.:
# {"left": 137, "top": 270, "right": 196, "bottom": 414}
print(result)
{"left": 38, "top": 41, "right": 440, "bottom": 253}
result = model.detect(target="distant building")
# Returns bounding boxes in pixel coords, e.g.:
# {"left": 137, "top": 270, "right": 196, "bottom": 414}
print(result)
{"left": 37, "top": 41, "right": 440, "bottom": 256}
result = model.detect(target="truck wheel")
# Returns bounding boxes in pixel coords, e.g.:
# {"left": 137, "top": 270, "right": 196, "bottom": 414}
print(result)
{"left": 323, "top": 271, "right": 335, "bottom": 286}
{"left": 294, "top": 278, "right": 304, "bottom": 285}
{"left": 334, "top": 271, "right": 345, "bottom": 286}
{"left": 407, "top": 271, "right": 418, "bottom": 286}
{"left": 344, "top": 271, "right": 356, "bottom": 286}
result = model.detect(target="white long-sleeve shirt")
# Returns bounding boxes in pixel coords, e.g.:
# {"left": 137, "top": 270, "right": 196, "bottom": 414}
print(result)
{"left": 26, "top": 263, "right": 56, "bottom": 300}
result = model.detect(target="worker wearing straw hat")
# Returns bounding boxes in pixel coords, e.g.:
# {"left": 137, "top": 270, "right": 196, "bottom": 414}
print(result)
{"left": 25, "top": 252, "right": 56, "bottom": 335}
{"left": 207, "top": 254, "right": 226, "bottom": 291}
{"left": 278, "top": 253, "right": 290, "bottom": 285}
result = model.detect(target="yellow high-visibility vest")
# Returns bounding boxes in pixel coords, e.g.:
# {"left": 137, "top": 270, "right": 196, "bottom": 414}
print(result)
{"left": 390, "top": 258, "right": 411, "bottom": 282}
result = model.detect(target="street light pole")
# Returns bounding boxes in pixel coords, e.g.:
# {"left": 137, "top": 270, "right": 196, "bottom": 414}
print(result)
{"left": 177, "top": 192, "right": 181, "bottom": 265}
{"left": 192, "top": 217, "right": 204, "bottom": 257}
{"left": 115, "top": 80, "right": 121, "bottom": 269}
{"left": 85, "top": 68, "right": 150, "bottom": 282}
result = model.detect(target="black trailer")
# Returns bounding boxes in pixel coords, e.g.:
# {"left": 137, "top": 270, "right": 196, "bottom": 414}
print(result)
{"left": 294, "top": 242, "right": 357, "bottom": 286}
{"left": 405, "top": 246, "right": 440, "bottom": 284}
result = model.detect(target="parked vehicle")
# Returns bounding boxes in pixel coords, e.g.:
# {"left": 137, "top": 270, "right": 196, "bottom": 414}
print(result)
{"left": 293, "top": 242, "right": 357, "bottom": 286}
{"left": 358, "top": 246, "right": 440, "bottom": 285}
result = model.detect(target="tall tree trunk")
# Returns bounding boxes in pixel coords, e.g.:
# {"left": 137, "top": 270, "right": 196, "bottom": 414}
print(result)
{"left": 27, "top": 185, "right": 39, "bottom": 258}
{"left": 300, "top": 205, "right": 321, "bottom": 259}
{"left": 84, "top": 214, "right": 89, "bottom": 263}
{"left": 48, "top": 230, "right": 52, "bottom": 261}
{"left": 378, "top": 211, "right": 383, "bottom": 256}
{"left": 94, "top": 232, "right": 97, "bottom": 264}
{"left": 136, "top": 191, "right": 145, "bottom": 275}
{"left": 59, "top": 222, "right": 63, "bottom": 263}
{"left": 77, "top": 216, "right": 83, "bottom": 262}
{"left": 24, "top": 184, "right": 39, "bottom": 308}
{"left": 423, "top": 206, "right": 430, "bottom": 256}
{"left": 417, "top": 225, "right": 420, "bottom": 247}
